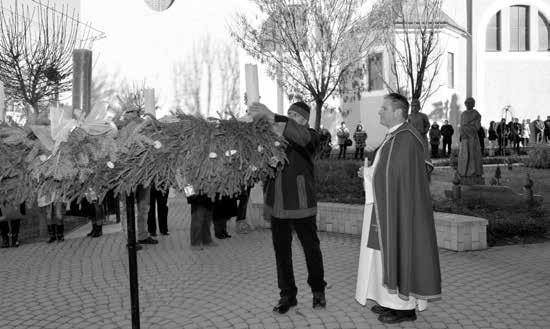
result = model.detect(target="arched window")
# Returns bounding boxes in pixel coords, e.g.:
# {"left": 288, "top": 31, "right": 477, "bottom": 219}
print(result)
{"left": 486, "top": 11, "right": 501, "bottom": 51}
{"left": 539, "top": 12, "right": 550, "bottom": 51}
{"left": 510, "top": 5, "right": 530, "bottom": 51}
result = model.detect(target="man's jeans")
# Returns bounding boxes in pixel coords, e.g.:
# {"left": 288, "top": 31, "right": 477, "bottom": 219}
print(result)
{"left": 271, "top": 216, "right": 327, "bottom": 298}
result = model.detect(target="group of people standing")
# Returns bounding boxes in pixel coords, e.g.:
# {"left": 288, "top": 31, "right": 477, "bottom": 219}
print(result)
{"left": 240, "top": 96, "right": 440, "bottom": 324}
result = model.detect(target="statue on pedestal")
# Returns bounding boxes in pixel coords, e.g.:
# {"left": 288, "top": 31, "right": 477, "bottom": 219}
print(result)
{"left": 458, "top": 97, "right": 484, "bottom": 185}
{"left": 408, "top": 98, "right": 430, "bottom": 158}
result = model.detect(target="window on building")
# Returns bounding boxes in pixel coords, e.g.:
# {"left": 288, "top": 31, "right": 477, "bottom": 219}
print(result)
{"left": 539, "top": 12, "right": 550, "bottom": 51}
{"left": 510, "top": 5, "right": 530, "bottom": 51}
{"left": 447, "top": 52, "right": 454, "bottom": 88}
{"left": 367, "top": 53, "right": 383, "bottom": 91}
{"left": 486, "top": 11, "right": 501, "bottom": 51}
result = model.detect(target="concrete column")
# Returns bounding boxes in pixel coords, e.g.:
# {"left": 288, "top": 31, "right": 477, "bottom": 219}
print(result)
{"left": 72, "top": 49, "right": 92, "bottom": 117}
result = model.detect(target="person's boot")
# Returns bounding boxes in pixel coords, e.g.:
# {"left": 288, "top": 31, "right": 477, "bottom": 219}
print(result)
{"left": 56, "top": 224, "right": 64, "bottom": 242}
{"left": 47, "top": 225, "right": 57, "bottom": 243}
{"left": 10, "top": 234, "right": 19, "bottom": 248}
{"left": 11, "top": 220, "right": 20, "bottom": 247}
{"left": 1, "top": 234, "right": 9, "bottom": 248}
{"left": 91, "top": 224, "right": 103, "bottom": 238}
{"left": 86, "top": 224, "right": 97, "bottom": 237}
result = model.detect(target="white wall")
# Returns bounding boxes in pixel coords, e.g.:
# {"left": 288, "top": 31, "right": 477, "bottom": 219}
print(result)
{"left": 474, "top": 0, "right": 550, "bottom": 126}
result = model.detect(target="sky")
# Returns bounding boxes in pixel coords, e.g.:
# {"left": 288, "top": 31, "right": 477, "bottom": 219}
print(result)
{"left": 80, "top": 0, "right": 256, "bottom": 115}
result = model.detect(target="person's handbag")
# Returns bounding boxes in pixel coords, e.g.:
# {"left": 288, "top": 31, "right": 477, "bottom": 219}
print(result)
{"left": 345, "top": 138, "right": 352, "bottom": 147}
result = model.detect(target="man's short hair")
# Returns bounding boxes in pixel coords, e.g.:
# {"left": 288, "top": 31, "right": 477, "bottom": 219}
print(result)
{"left": 384, "top": 93, "right": 409, "bottom": 119}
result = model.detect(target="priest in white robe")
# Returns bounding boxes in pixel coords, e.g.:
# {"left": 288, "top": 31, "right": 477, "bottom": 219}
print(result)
{"left": 355, "top": 93, "right": 441, "bottom": 324}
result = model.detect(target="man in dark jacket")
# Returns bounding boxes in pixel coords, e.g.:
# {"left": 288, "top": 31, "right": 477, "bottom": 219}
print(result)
{"left": 248, "top": 101, "right": 327, "bottom": 314}
{"left": 440, "top": 120, "right": 454, "bottom": 157}
{"left": 496, "top": 119, "right": 508, "bottom": 155}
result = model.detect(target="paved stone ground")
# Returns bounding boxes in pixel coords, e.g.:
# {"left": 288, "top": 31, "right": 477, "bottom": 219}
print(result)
{"left": 1, "top": 198, "right": 549, "bottom": 329}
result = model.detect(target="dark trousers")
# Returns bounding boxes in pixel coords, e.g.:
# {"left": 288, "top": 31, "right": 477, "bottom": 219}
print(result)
{"left": 236, "top": 187, "right": 251, "bottom": 221}
{"left": 545, "top": 130, "right": 550, "bottom": 143}
{"left": 0, "top": 219, "right": 20, "bottom": 237}
{"left": 338, "top": 145, "right": 347, "bottom": 159}
{"left": 271, "top": 216, "right": 326, "bottom": 298}
{"left": 92, "top": 201, "right": 105, "bottom": 225}
{"left": 442, "top": 139, "right": 452, "bottom": 156}
{"left": 354, "top": 147, "right": 364, "bottom": 159}
{"left": 513, "top": 138, "right": 520, "bottom": 154}
{"left": 498, "top": 136, "right": 506, "bottom": 155}
{"left": 188, "top": 195, "right": 213, "bottom": 246}
{"left": 431, "top": 144, "right": 439, "bottom": 158}
{"left": 479, "top": 139, "right": 485, "bottom": 155}
{"left": 148, "top": 185, "right": 169, "bottom": 235}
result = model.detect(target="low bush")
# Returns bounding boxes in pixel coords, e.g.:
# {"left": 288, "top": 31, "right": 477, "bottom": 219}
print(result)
{"left": 433, "top": 199, "right": 549, "bottom": 246}
{"left": 315, "top": 159, "right": 364, "bottom": 204}
{"left": 524, "top": 145, "right": 550, "bottom": 169}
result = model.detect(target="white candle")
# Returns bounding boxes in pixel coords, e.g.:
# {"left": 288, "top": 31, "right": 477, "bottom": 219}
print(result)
{"left": 245, "top": 64, "right": 260, "bottom": 105}
{"left": 144, "top": 88, "right": 155, "bottom": 115}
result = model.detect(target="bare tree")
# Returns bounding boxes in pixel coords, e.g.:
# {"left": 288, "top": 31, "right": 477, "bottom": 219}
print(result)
{"left": 216, "top": 43, "right": 241, "bottom": 118}
{"left": 371, "top": 0, "right": 445, "bottom": 106}
{"left": 0, "top": 0, "right": 91, "bottom": 124}
{"left": 172, "top": 40, "right": 204, "bottom": 115}
{"left": 230, "top": 0, "right": 382, "bottom": 129}
{"left": 172, "top": 35, "right": 241, "bottom": 118}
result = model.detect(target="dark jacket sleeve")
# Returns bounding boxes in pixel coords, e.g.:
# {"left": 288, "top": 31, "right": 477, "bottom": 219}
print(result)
{"left": 275, "top": 114, "right": 312, "bottom": 147}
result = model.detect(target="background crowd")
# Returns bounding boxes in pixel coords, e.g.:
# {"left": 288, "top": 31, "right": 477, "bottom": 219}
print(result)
{"left": 320, "top": 114, "right": 550, "bottom": 160}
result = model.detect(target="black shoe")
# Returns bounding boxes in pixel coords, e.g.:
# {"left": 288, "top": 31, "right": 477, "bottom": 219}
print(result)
{"left": 378, "top": 309, "right": 416, "bottom": 324}
{"left": 1, "top": 236, "right": 9, "bottom": 248}
{"left": 56, "top": 225, "right": 64, "bottom": 242}
{"left": 86, "top": 225, "right": 96, "bottom": 237}
{"left": 312, "top": 292, "right": 326, "bottom": 309}
{"left": 91, "top": 225, "right": 103, "bottom": 238}
{"left": 371, "top": 304, "right": 392, "bottom": 315}
{"left": 138, "top": 237, "right": 158, "bottom": 245}
{"left": 215, "top": 232, "right": 228, "bottom": 239}
{"left": 11, "top": 235, "right": 19, "bottom": 248}
{"left": 47, "top": 225, "right": 57, "bottom": 243}
{"left": 160, "top": 231, "right": 170, "bottom": 236}
{"left": 273, "top": 297, "right": 298, "bottom": 314}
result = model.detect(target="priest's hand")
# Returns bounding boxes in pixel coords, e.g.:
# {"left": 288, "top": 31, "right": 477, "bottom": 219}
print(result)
{"left": 357, "top": 166, "right": 364, "bottom": 178}
{"left": 248, "top": 102, "right": 275, "bottom": 123}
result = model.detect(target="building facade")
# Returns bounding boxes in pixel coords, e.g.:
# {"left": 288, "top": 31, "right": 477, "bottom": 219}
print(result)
{"left": 345, "top": 0, "right": 550, "bottom": 148}
{"left": 246, "top": 0, "right": 550, "bottom": 149}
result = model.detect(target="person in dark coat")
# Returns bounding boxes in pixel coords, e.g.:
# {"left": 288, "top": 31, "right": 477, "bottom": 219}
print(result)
{"left": 544, "top": 116, "right": 550, "bottom": 143}
{"left": 510, "top": 118, "right": 522, "bottom": 154}
{"left": 248, "top": 101, "right": 327, "bottom": 314}
{"left": 478, "top": 126, "right": 486, "bottom": 156}
{"left": 428, "top": 122, "right": 441, "bottom": 158}
{"left": 488, "top": 121, "right": 498, "bottom": 156}
{"left": 496, "top": 118, "right": 508, "bottom": 155}
{"left": 353, "top": 124, "right": 368, "bottom": 160}
{"left": 440, "top": 120, "right": 454, "bottom": 157}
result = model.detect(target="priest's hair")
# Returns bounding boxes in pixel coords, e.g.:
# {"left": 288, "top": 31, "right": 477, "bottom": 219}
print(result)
{"left": 384, "top": 93, "right": 409, "bottom": 119}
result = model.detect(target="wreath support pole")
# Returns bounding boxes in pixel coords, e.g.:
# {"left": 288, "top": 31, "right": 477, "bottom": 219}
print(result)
{"left": 125, "top": 192, "right": 140, "bottom": 329}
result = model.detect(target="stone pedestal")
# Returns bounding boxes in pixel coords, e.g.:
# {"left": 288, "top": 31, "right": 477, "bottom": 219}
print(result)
{"left": 247, "top": 201, "right": 489, "bottom": 251}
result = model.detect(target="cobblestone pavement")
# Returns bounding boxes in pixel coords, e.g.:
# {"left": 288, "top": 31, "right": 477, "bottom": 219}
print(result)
{"left": 1, "top": 199, "right": 549, "bottom": 329}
